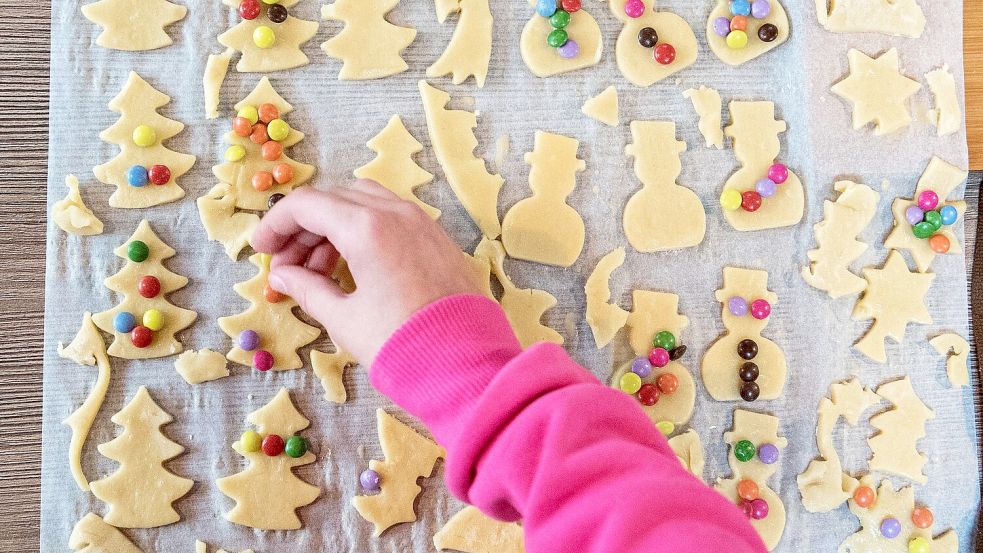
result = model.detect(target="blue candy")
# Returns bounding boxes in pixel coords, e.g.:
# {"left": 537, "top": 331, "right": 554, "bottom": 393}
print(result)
{"left": 113, "top": 311, "right": 136, "bottom": 333}
{"left": 940, "top": 204, "right": 958, "bottom": 225}
{"left": 730, "top": 0, "right": 751, "bottom": 16}
{"left": 536, "top": 0, "right": 557, "bottom": 17}
{"left": 126, "top": 165, "right": 148, "bottom": 187}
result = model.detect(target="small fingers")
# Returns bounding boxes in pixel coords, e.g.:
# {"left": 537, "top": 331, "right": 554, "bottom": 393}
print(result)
{"left": 268, "top": 265, "right": 346, "bottom": 325}
{"left": 250, "top": 187, "right": 359, "bottom": 254}
{"left": 305, "top": 241, "right": 340, "bottom": 276}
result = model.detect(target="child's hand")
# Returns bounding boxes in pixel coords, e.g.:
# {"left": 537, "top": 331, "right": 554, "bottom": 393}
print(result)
{"left": 250, "top": 181, "right": 483, "bottom": 366}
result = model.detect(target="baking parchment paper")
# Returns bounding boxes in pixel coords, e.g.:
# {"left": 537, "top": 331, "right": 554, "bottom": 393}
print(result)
{"left": 41, "top": 0, "right": 979, "bottom": 551}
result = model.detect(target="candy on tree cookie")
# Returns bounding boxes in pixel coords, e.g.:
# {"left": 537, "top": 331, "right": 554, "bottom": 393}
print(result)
{"left": 311, "top": 345, "right": 358, "bottom": 403}
{"left": 831, "top": 48, "right": 921, "bottom": 136}
{"left": 582, "top": 86, "right": 619, "bottom": 126}
{"left": 433, "top": 506, "right": 526, "bottom": 553}
{"left": 52, "top": 175, "right": 104, "bottom": 236}
{"left": 428, "top": 0, "right": 494, "bottom": 87}
{"left": 706, "top": 0, "right": 789, "bottom": 66}
{"left": 683, "top": 86, "right": 723, "bottom": 149}
{"left": 867, "top": 376, "right": 933, "bottom": 484}
{"left": 667, "top": 429, "right": 705, "bottom": 481}
{"left": 585, "top": 248, "right": 630, "bottom": 348}
{"left": 81, "top": 0, "right": 186, "bottom": 51}
{"left": 69, "top": 513, "right": 143, "bottom": 553}
{"left": 929, "top": 333, "right": 970, "bottom": 388}
{"left": 322, "top": 0, "right": 416, "bottom": 80}
{"left": 606, "top": 0, "right": 697, "bottom": 86}
{"left": 218, "top": 0, "right": 319, "bottom": 73}
{"left": 520, "top": 0, "right": 603, "bottom": 78}
{"left": 815, "top": 0, "right": 925, "bottom": 37}
{"left": 174, "top": 349, "right": 230, "bottom": 385}
{"left": 925, "top": 66, "right": 961, "bottom": 137}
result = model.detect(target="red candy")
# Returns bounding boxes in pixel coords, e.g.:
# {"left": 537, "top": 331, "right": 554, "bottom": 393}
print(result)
{"left": 654, "top": 43, "right": 676, "bottom": 65}
{"left": 261, "top": 434, "right": 285, "bottom": 456}
{"left": 741, "top": 191, "right": 762, "bottom": 212}
{"left": 656, "top": 373, "right": 679, "bottom": 395}
{"left": 233, "top": 116, "right": 253, "bottom": 137}
{"left": 560, "top": 0, "right": 581, "bottom": 12}
{"left": 238, "top": 0, "right": 261, "bottom": 20}
{"left": 911, "top": 507, "right": 934, "bottom": 529}
{"left": 853, "top": 486, "right": 875, "bottom": 508}
{"left": 138, "top": 275, "right": 161, "bottom": 298}
{"left": 250, "top": 123, "right": 269, "bottom": 145}
{"left": 261, "top": 140, "right": 283, "bottom": 161}
{"left": 637, "top": 383, "right": 660, "bottom": 406}
{"left": 130, "top": 325, "right": 153, "bottom": 348}
{"left": 253, "top": 350, "right": 274, "bottom": 372}
{"left": 273, "top": 163, "right": 294, "bottom": 184}
{"left": 264, "top": 283, "right": 285, "bottom": 303}
{"left": 258, "top": 103, "right": 280, "bottom": 124}
{"left": 148, "top": 164, "right": 170, "bottom": 185}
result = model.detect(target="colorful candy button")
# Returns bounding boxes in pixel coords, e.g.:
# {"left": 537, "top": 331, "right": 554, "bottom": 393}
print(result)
{"left": 737, "top": 479, "right": 759, "bottom": 501}
{"left": 267, "top": 4, "right": 288, "bottom": 23}
{"left": 653, "top": 331, "right": 676, "bottom": 351}
{"left": 734, "top": 439, "right": 755, "bottom": 462}
{"left": 258, "top": 103, "right": 280, "bottom": 124}
{"left": 654, "top": 43, "right": 676, "bottom": 65}
{"left": 126, "top": 165, "right": 148, "bottom": 187}
{"left": 728, "top": 296, "right": 749, "bottom": 317}
{"left": 655, "top": 420, "right": 675, "bottom": 435}
{"left": 241, "top": 430, "right": 262, "bottom": 452}
{"left": 238, "top": 0, "right": 261, "bottom": 20}
{"left": 917, "top": 190, "right": 939, "bottom": 211}
{"left": 254, "top": 350, "right": 274, "bottom": 372}
{"left": 557, "top": 39, "right": 580, "bottom": 58}
{"left": 767, "top": 163, "right": 788, "bottom": 184}
{"left": 638, "top": 27, "right": 658, "bottom": 48}
{"left": 740, "top": 382, "right": 760, "bottom": 402}
{"left": 656, "top": 373, "right": 679, "bottom": 395}
{"left": 547, "top": 29, "right": 568, "bottom": 47}
{"left": 268, "top": 193, "right": 286, "bottom": 209}
{"left": 138, "top": 275, "right": 161, "bottom": 298}
{"left": 730, "top": 15, "right": 747, "bottom": 31}
{"left": 252, "top": 171, "right": 274, "bottom": 192}
{"left": 132, "top": 125, "right": 156, "bottom": 147}
{"left": 262, "top": 140, "right": 283, "bottom": 161}
{"left": 739, "top": 362, "right": 759, "bottom": 382}
{"left": 253, "top": 26, "right": 276, "bottom": 49}
{"left": 261, "top": 433, "right": 285, "bottom": 456}
{"left": 637, "top": 383, "right": 660, "bottom": 406}
{"left": 730, "top": 0, "right": 751, "bottom": 15}
{"left": 750, "top": 299, "right": 771, "bottom": 320}
{"left": 225, "top": 145, "right": 246, "bottom": 162}
{"left": 549, "top": 9, "right": 570, "bottom": 28}
{"left": 908, "top": 537, "right": 929, "bottom": 553}
{"left": 737, "top": 339, "right": 758, "bottom": 360}
{"left": 923, "top": 210, "right": 942, "bottom": 231}
{"left": 560, "top": 0, "right": 581, "bottom": 11}
{"left": 238, "top": 105, "right": 260, "bottom": 125}
{"left": 360, "top": 469, "right": 381, "bottom": 491}
{"left": 757, "top": 23, "right": 778, "bottom": 42}
{"left": 740, "top": 190, "right": 762, "bottom": 212}
{"left": 127, "top": 240, "right": 150, "bottom": 262}
{"left": 130, "top": 325, "right": 153, "bottom": 348}
{"left": 905, "top": 205, "right": 925, "bottom": 225}
{"left": 624, "top": 0, "right": 645, "bottom": 18}
{"left": 113, "top": 312, "right": 136, "bottom": 333}
{"left": 713, "top": 17, "right": 731, "bottom": 37}
{"left": 750, "top": 498, "right": 769, "bottom": 520}
{"left": 143, "top": 309, "right": 164, "bottom": 331}
{"left": 757, "top": 443, "right": 779, "bottom": 464}
{"left": 267, "top": 119, "right": 290, "bottom": 142}
{"left": 285, "top": 435, "right": 308, "bottom": 458}
{"left": 755, "top": 178, "right": 777, "bottom": 198}
{"left": 720, "top": 188, "right": 742, "bottom": 211}
{"left": 648, "top": 347, "right": 670, "bottom": 368}
{"left": 250, "top": 123, "right": 269, "bottom": 145}
{"left": 750, "top": 0, "right": 771, "bottom": 18}
{"left": 239, "top": 330, "right": 260, "bottom": 351}
{"left": 853, "top": 485, "right": 875, "bottom": 508}
{"left": 620, "top": 372, "right": 642, "bottom": 394}
{"left": 929, "top": 234, "right": 951, "bottom": 253}
{"left": 631, "top": 356, "right": 653, "bottom": 378}
{"left": 912, "top": 221, "right": 934, "bottom": 239}
{"left": 536, "top": 0, "right": 557, "bottom": 17}
{"left": 939, "top": 204, "right": 958, "bottom": 225}
{"left": 148, "top": 164, "right": 171, "bottom": 185}
{"left": 880, "top": 517, "right": 902, "bottom": 539}
{"left": 264, "top": 283, "right": 285, "bottom": 303}
{"left": 911, "top": 507, "right": 933, "bottom": 529}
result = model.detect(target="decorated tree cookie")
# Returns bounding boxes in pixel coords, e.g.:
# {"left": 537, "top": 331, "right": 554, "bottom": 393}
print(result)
{"left": 606, "top": 0, "right": 698, "bottom": 86}
{"left": 217, "top": 388, "right": 320, "bottom": 530}
{"left": 867, "top": 377, "right": 933, "bottom": 484}
{"left": 585, "top": 248, "right": 630, "bottom": 348}
{"left": 354, "top": 409, "right": 445, "bottom": 536}
{"left": 82, "top": 0, "right": 186, "bottom": 51}
{"left": 815, "top": 0, "right": 925, "bottom": 37}
{"left": 52, "top": 175, "right": 104, "bottom": 236}
{"left": 322, "top": 0, "right": 416, "bottom": 80}
{"left": 311, "top": 346, "right": 357, "bottom": 403}
{"left": 93, "top": 72, "right": 196, "bottom": 209}
{"left": 718, "top": 101, "right": 803, "bottom": 231}
{"left": 701, "top": 267, "right": 786, "bottom": 402}
{"left": 716, "top": 409, "right": 788, "bottom": 551}
{"left": 433, "top": 506, "right": 526, "bottom": 553}
{"left": 706, "top": 0, "right": 789, "bottom": 66}
{"left": 92, "top": 220, "right": 197, "bottom": 359}
{"left": 623, "top": 121, "right": 705, "bottom": 251}
{"left": 90, "top": 386, "right": 193, "bottom": 528}
{"left": 69, "top": 513, "right": 143, "bottom": 553}
{"left": 831, "top": 48, "right": 921, "bottom": 136}
{"left": 520, "top": 0, "right": 603, "bottom": 78}
{"left": 217, "top": 253, "right": 321, "bottom": 372}
{"left": 501, "top": 131, "right": 586, "bottom": 267}
{"left": 218, "top": 0, "right": 319, "bottom": 73}
{"left": 428, "top": 0, "right": 494, "bottom": 87}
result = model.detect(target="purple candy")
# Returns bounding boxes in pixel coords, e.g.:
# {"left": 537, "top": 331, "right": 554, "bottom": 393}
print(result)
{"left": 631, "top": 356, "right": 653, "bottom": 379}
{"left": 757, "top": 443, "right": 779, "bottom": 464}
{"left": 905, "top": 205, "right": 925, "bottom": 225}
{"left": 239, "top": 329, "right": 260, "bottom": 351}
{"left": 750, "top": 0, "right": 771, "bottom": 19}
{"left": 880, "top": 517, "right": 902, "bottom": 539}
{"left": 713, "top": 16, "right": 732, "bottom": 37}
{"left": 557, "top": 39, "right": 580, "bottom": 59}
{"left": 360, "top": 469, "right": 381, "bottom": 491}
{"left": 728, "top": 296, "right": 749, "bottom": 317}
{"left": 755, "top": 177, "right": 777, "bottom": 198}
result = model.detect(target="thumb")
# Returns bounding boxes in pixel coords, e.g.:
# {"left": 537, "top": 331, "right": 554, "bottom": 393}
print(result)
{"left": 268, "top": 265, "right": 346, "bottom": 328}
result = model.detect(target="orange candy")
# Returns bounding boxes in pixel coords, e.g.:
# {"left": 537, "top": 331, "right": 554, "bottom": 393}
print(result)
{"left": 250, "top": 123, "right": 269, "bottom": 145}
{"left": 264, "top": 283, "right": 285, "bottom": 303}
{"left": 262, "top": 140, "right": 283, "bottom": 161}
{"left": 656, "top": 373, "right": 679, "bottom": 395}
{"left": 252, "top": 171, "right": 274, "bottom": 192}
{"left": 929, "top": 234, "right": 950, "bottom": 253}
{"left": 273, "top": 163, "right": 294, "bottom": 184}
{"left": 853, "top": 486, "right": 875, "bottom": 508}
{"left": 258, "top": 103, "right": 280, "bottom": 124}
{"left": 737, "top": 479, "right": 759, "bottom": 501}
{"left": 233, "top": 116, "right": 253, "bottom": 137}
{"left": 730, "top": 15, "right": 748, "bottom": 31}
{"left": 911, "top": 507, "right": 934, "bottom": 529}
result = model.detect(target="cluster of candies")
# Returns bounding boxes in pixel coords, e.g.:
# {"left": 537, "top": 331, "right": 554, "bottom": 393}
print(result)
{"left": 225, "top": 102, "right": 295, "bottom": 195}
{"left": 359, "top": 469, "right": 382, "bottom": 493}
{"left": 712, "top": 0, "right": 779, "bottom": 50}
{"left": 240, "top": 429, "right": 309, "bottom": 458}
{"left": 733, "top": 439, "right": 779, "bottom": 519}
{"left": 624, "top": 0, "right": 676, "bottom": 65}
{"left": 111, "top": 240, "right": 164, "bottom": 348}
{"left": 238, "top": 330, "right": 274, "bottom": 372}
{"left": 535, "top": 0, "right": 583, "bottom": 59}
{"left": 238, "top": 0, "right": 290, "bottom": 49}
{"left": 126, "top": 125, "right": 171, "bottom": 188}
{"left": 851, "top": 485, "right": 934, "bottom": 551}
{"left": 905, "top": 190, "right": 959, "bottom": 254}
{"left": 720, "top": 163, "right": 789, "bottom": 213}
{"left": 619, "top": 330, "right": 686, "bottom": 433}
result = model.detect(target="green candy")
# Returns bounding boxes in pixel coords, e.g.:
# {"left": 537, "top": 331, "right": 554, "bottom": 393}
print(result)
{"left": 912, "top": 221, "right": 935, "bottom": 239}
{"left": 734, "top": 439, "right": 756, "bottom": 462}
{"left": 127, "top": 240, "right": 149, "bottom": 262}
{"left": 923, "top": 210, "right": 942, "bottom": 232}
{"left": 547, "top": 29, "right": 568, "bottom": 48}
{"left": 549, "top": 9, "right": 570, "bottom": 29}
{"left": 284, "top": 435, "right": 308, "bottom": 458}
{"left": 653, "top": 331, "right": 676, "bottom": 351}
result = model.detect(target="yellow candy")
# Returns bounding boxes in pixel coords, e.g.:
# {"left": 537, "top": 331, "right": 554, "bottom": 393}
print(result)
{"left": 225, "top": 145, "right": 246, "bottom": 162}
{"left": 726, "top": 30, "right": 748, "bottom": 49}
{"left": 619, "top": 372, "right": 642, "bottom": 394}
{"left": 253, "top": 26, "right": 276, "bottom": 49}
{"left": 908, "top": 537, "right": 929, "bottom": 553}
{"left": 132, "top": 125, "right": 156, "bottom": 147}
{"left": 656, "top": 421, "right": 675, "bottom": 436}
{"left": 259, "top": 253, "right": 272, "bottom": 271}
{"left": 720, "top": 188, "right": 742, "bottom": 211}
{"left": 267, "top": 119, "right": 290, "bottom": 141}
{"left": 143, "top": 309, "right": 164, "bottom": 331}
{"left": 261, "top": 0, "right": 280, "bottom": 3}
{"left": 241, "top": 430, "right": 262, "bottom": 452}
{"left": 238, "top": 105, "right": 259, "bottom": 125}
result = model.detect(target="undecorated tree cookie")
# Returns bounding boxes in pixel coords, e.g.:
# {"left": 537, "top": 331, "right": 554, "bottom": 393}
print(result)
{"left": 322, "top": 0, "right": 416, "bottom": 80}
{"left": 82, "top": 0, "right": 186, "bottom": 51}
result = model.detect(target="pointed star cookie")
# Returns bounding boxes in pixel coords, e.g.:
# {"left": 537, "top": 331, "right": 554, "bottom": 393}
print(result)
{"left": 831, "top": 48, "right": 921, "bottom": 135}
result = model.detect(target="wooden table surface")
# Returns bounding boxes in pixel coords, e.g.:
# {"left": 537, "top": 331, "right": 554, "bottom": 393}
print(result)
{"left": 0, "top": 2, "right": 979, "bottom": 551}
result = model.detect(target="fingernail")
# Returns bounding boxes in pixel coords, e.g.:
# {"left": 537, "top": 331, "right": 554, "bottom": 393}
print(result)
{"left": 268, "top": 272, "right": 287, "bottom": 293}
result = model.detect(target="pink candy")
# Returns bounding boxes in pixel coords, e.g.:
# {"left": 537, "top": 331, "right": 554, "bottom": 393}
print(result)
{"left": 750, "top": 299, "right": 771, "bottom": 320}
{"left": 767, "top": 163, "right": 788, "bottom": 184}
{"left": 625, "top": 0, "right": 645, "bottom": 18}
{"left": 253, "top": 350, "right": 274, "bottom": 371}
{"left": 750, "top": 498, "right": 769, "bottom": 520}
{"left": 917, "top": 190, "right": 939, "bottom": 211}
{"left": 648, "top": 347, "right": 670, "bottom": 368}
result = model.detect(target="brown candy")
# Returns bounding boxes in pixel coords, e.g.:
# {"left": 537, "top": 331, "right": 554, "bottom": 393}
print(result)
{"left": 267, "top": 4, "right": 288, "bottom": 23}
{"left": 737, "top": 339, "right": 758, "bottom": 360}
{"left": 757, "top": 23, "right": 778, "bottom": 43}
{"left": 669, "top": 345, "right": 687, "bottom": 360}
{"left": 740, "top": 381, "right": 760, "bottom": 402}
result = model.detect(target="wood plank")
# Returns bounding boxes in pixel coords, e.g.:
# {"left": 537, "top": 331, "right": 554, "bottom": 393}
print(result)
{"left": 967, "top": 4, "right": 983, "bottom": 168}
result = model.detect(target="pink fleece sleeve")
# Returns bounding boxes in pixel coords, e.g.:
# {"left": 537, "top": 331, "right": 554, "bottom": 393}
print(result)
{"left": 371, "top": 295, "right": 766, "bottom": 553}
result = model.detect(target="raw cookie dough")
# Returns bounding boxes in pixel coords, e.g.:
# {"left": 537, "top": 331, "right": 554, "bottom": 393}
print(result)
{"left": 69, "top": 513, "right": 143, "bottom": 553}
{"left": 81, "top": 0, "right": 186, "bottom": 51}
{"left": 53, "top": 175, "right": 104, "bottom": 236}
{"left": 322, "top": 0, "right": 416, "bottom": 80}
{"left": 428, "top": 0, "right": 493, "bottom": 87}
{"left": 90, "top": 386, "right": 193, "bottom": 528}
{"left": 581, "top": 86, "right": 619, "bottom": 126}
{"left": 204, "top": 49, "right": 234, "bottom": 119}
{"left": 929, "top": 333, "right": 969, "bottom": 388}
{"left": 701, "top": 267, "right": 786, "bottom": 401}
{"left": 195, "top": 541, "right": 253, "bottom": 553}
{"left": 797, "top": 379, "right": 880, "bottom": 513}
{"left": 683, "top": 86, "right": 723, "bottom": 149}
{"left": 585, "top": 248, "right": 630, "bottom": 348}
{"left": 92, "top": 220, "right": 198, "bottom": 359}
{"left": 667, "top": 429, "right": 705, "bottom": 481}
{"left": 720, "top": 101, "right": 804, "bottom": 231}
{"left": 174, "top": 349, "right": 230, "bottom": 385}
{"left": 623, "top": 121, "right": 705, "bottom": 251}
{"left": 852, "top": 251, "right": 934, "bottom": 363}
{"left": 706, "top": 0, "right": 789, "bottom": 66}
{"left": 884, "top": 156, "right": 967, "bottom": 272}
{"left": 218, "top": 0, "right": 319, "bottom": 73}
{"left": 419, "top": 80, "right": 503, "bottom": 238}
{"left": 801, "top": 180, "right": 880, "bottom": 299}
{"left": 433, "top": 506, "right": 526, "bottom": 553}
{"left": 59, "top": 312, "right": 111, "bottom": 491}
{"left": 815, "top": 0, "right": 925, "bottom": 37}
{"left": 94, "top": 72, "right": 196, "bottom": 209}
{"left": 520, "top": 0, "right": 602, "bottom": 77}
{"left": 868, "top": 376, "right": 934, "bottom": 483}
{"left": 925, "top": 66, "right": 961, "bottom": 136}
{"left": 355, "top": 115, "right": 440, "bottom": 219}
{"left": 716, "top": 410, "right": 788, "bottom": 551}
{"left": 353, "top": 409, "right": 446, "bottom": 536}
{"left": 502, "top": 131, "right": 586, "bottom": 267}
{"left": 218, "top": 253, "right": 321, "bottom": 371}
{"left": 217, "top": 388, "right": 320, "bottom": 530}
{"left": 607, "top": 0, "right": 698, "bottom": 86}
{"left": 831, "top": 48, "right": 922, "bottom": 136}
{"left": 311, "top": 346, "right": 358, "bottom": 403}
{"left": 196, "top": 183, "right": 260, "bottom": 260}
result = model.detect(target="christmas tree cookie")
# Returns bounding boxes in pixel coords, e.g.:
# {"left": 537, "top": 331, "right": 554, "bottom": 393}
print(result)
{"left": 69, "top": 513, "right": 143, "bottom": 553}
{"left": 867, "top": 377, "right": 933, "bottom": 483}
{"left": 92, "top": 220, "right": 197, "bottom": 359}
{"left": 520, "top": 0, "right": 603, "bottom": 78}
{"left": 218, "top": 0, "right": 319, "bottom": 73}
{"left": 93, "top": 72, "right": 196, "bottom": 209}
{"left": 706, "top": 0, "right": 789, "bottom": 65}
{"left": 433, "top": 506, "right": 526, "bottom": 553}
{"left": 322, "top": 0, "right": 416, "bottom": 80}
{"left": 428, "top": 0, "right": 494, "bottom": 87}
{"left": 606, "top": 0, "right": 698, "bottom": 86}
{"left": 82, "top": 0, "right": 186, "bottom": 51}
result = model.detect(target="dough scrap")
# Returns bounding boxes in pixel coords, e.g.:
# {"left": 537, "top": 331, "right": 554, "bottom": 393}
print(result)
{"left": 502, "top": 131, "right": 586, "bottom": 267}
{"left": 434, "top": 0, "right": 461, "bottom": 22}
{"left": 174, "top": 349, "right": 230, "bottom": 385}
{"left": 925, "top": 66, "right": 961, "bottom": 136}
{"left": 929, "top": 333, "right": 969, "bottom": 388}
{"left": 585, "top": 248, "right": 630, "bottom": 348}
{"left": 59, "top": 312, "right": 112, "bottom": 491}
{"left": 801, "top": 180, "right": 880, "bottom": 299}
{"left": 706, "top": 0, "right": 789, "bottom": 66}
{"left": 53, "top": 175, "right": 104, "bottom": 236}
{"left": 716, "top": 410, "right": 788, "bottom": 551}
{"left": 667, "top": 429, "right": 705, "bottom": 481}
{"left": 196, "top": 183, "right": 260, "bottom": 261}
{"left": 353, "top": 409, "right": 446, "bottom": 536}
{"left": 520, "top": 0, "right": 602, "bottom": 78}
{"left": 218, "top": 0, "right": 319, "bottom": 72}
{"left": 683, "top": 86, "right": 723, "bottom": 149}
{"left": 204, "top": 48, "right": 234, "bottom": 119}
{"left": 868, "top": 377, "right": 934, "bottom": 483}
{"left": 623, "top": 121, "right": 705, "bottom": 251}
{"left": 852, "top": 251, "right": 934, "bottom": 363}
{"left": 92, "top": 220, "right": 198, "bottom": 359}
{"left": 797, "top": 379, "right": 880, "bottom": 513}
{"left": 94, "top": 72, "right": 196, "bottom": 209}
{"left": 195, "top": 541, "right": 253, "bottom": 553}
{"left": 831, "top": 48, "right": 922, "bottom": 136}
{"left": 419, "top": 81, "right": 503, "bottom": 238}
{"left": 428, "top": 0, "right": 493, "bottom": 87}
{"left": 355, "top": 115, "right": 440, "bottom": 219}
{"left": 218, "top": 253, "right": 321, "bottom": 371}
{"left": 581, "top": 86, "right": 619, "bottom": 127}
{"left": 81, "top": 0, "right": 186, "bottom": 51}
{"left": 433, "top": 506, "right": 526, "bottom": 553}
{"left": 464, "top": 251, "right": 495, "bottom": 300}
{"left": 311, "top": 346, "right": 358, "bottom": 403}
{"left": 69, "top": 513, "right": 143, "bottom": 553}
{"left": 606, "top": 0, "right": 697, "bottom": 86}
{"left": 322, "top": 0, "right": 416, "bottom": 80}
{"left": 217, "top": 388, "right": 320, "bottom": 530}
{"left": 701, "top": 267, "right": 786, "bottom": 401}
{"left": 721, "top": 101, "right": 804, "bottom": 231}
{"left": 883, "top": 156, "right": 967, "bottom": 273}
{"left": 90, "top": 386, "right": 193, "bottom": 528}
{"left": 816, "top": 0, "right": 925, "bottom": 37}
